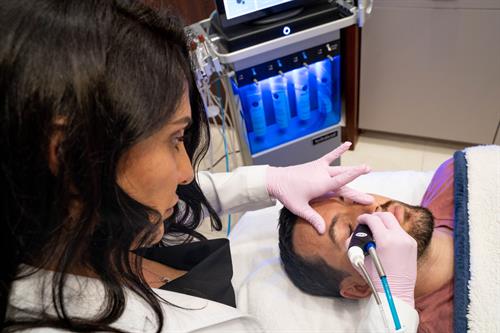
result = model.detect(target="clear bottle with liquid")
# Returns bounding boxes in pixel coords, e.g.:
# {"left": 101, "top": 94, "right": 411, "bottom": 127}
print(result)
{"left": 314, "top": 60, "right": 333, "bottom": 114}
{"left": 270, "top": 75, "right": 290, "bottom": 130}
{"left": 244, "top": 83, "right": 266, "bottom": 138}
{"left": 292, "top": 67, "right": 311, "bottom": 121}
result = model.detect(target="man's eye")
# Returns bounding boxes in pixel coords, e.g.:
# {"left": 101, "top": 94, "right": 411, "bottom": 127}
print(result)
{"left": 348, "top": 224, "right": 353, "bottom": 235}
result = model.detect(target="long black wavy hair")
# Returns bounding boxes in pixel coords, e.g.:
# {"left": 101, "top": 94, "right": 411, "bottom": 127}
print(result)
{"left": 0, "top": 0, "right": 221, "bottom": 331}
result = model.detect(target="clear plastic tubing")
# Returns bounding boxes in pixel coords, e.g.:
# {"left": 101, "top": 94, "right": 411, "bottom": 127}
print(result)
{"left": 292, "top": 67, "right": 311, "bottom": 121}
{"left": 246, "top": 83, "right": 267, "bottom": 138}
{"left": 349, "top": 247, "right": 392, "bottom": 333}
{"left": 270, "top": 75, "right": 290, "bottom": 130}
{"left": 377, "top": 302, "right": 392, "bottom": 333}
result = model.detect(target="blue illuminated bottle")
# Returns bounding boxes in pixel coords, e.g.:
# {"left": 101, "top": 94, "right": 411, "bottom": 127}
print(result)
{"left": 314, "top": 60, "right": 333, "bottom": 114}
{"left": 245, "top": 83, "right": 266, "bottom": 138}
{"left": 270, "top": 75, "right": 290, "bottom": 130}
{"left": 292, "top": 67, "right": 311, "bottom": 121}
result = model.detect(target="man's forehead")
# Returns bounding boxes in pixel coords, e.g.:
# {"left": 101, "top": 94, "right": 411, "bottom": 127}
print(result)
{"left": 292, "top": 215, "right": 349, "bottom": 273}
{"left": 310, "top": 196, "right": 340, "bottom": 207}
{"left": 292, "top": 220, "right": 324, "bottom": 257}
{"left": 293, "top": 214, "right": 341, "bottom": 255}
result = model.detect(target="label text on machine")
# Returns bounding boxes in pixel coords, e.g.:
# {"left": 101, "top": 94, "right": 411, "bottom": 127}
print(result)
{"left": 312, "top": 131, "right": 338, "bottom": 145}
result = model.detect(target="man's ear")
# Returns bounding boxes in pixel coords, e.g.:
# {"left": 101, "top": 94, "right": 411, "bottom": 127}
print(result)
{"left": 339, "top": 276, "right": 371, "bottom": 299}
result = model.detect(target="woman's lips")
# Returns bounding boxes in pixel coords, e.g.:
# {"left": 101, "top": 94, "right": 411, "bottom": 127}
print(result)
{"left": 163, "top": 198, "right": 179, "bottom": 218}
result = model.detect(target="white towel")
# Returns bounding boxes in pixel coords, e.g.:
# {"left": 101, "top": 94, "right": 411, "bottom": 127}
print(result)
{"left": 465, "top": 145, "right": 500, "bottom": 332}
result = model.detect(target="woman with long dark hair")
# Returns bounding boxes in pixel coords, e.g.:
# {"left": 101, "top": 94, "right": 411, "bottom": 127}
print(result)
{"left": 0, "top": 0, "right": 420, "bottom": 332}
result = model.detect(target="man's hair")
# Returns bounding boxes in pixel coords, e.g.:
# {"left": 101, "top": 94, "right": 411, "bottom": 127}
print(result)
{"left": 278, "top": 207, "right": 348, "bottom": 297}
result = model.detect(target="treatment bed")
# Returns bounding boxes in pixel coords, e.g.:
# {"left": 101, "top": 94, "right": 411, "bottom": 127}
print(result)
{"left": 229, "top": 169, "right": 434, "bottom": 332}
{"left": 229, "top": 145, "right": 500, "bottom": 333}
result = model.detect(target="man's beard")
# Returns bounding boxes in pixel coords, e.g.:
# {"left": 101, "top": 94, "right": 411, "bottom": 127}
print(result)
{"left": 380, "top": 200, "right": 435, "bottom": 258}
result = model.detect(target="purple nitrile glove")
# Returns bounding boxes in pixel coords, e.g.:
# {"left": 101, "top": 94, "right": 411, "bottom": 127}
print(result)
{"left": 266, "top": 142, "right": 374, "bottom": 234}
{"left": 358, "top": 212, "right": 418, "bottom": 307}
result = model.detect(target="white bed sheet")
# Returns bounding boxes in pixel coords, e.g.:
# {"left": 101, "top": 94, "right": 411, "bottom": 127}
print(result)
{"left": 229, "top": 170, "right": 434, "bottom": 332}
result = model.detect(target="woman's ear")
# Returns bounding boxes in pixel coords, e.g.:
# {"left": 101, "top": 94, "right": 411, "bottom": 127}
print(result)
{"left": 48, "top": 133, "right": 61, "bottom": 175}
{"left": 339, "top": 276, "right": 372, "bottom": 299}
{"left": 48, "top": 118, "right": 65, "bottom": 175}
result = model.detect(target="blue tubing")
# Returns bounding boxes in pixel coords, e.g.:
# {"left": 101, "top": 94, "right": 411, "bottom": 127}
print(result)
{"left": 381, "top": 276, "right": 402, "bottom": 330}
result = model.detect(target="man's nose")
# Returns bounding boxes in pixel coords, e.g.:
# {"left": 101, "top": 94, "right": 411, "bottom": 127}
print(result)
{"left": 357, "top": 201, "right": 379, "bottom": 214}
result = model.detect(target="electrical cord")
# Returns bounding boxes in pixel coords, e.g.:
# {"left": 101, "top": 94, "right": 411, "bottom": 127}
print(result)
{"left": 190, "top": 33, "right": 244, "bottom": 235}
{"left": 208, "top": 150, "right": 241, "bottom": 170}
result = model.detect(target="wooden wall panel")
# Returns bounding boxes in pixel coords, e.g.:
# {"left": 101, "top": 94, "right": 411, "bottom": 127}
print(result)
{"left": 341, "top": 25, "right": 360, "bottom": 149}
{"left": 145, "top": 0, "right": 216, "bottom": 24}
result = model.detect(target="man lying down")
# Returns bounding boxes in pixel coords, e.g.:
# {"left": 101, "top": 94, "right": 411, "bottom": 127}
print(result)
{"left": 279, "top": 158, "right": 455, "bottom": 333}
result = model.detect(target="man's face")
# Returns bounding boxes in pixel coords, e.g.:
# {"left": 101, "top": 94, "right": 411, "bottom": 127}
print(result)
{"left": 292, "top": 195, "right": 434, "bottom": 285}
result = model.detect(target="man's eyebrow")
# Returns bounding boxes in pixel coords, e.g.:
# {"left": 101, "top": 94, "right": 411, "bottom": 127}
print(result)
{"left": 328, "top": 214, "right": 339, "bottom": 247}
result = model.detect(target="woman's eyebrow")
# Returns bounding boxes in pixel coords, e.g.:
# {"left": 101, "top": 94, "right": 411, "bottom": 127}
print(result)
{"left": 328, "top": 214, "right": 339, "bottom": 247}
{"left": 171, "top": 116, "right": 192, "bottom": 127}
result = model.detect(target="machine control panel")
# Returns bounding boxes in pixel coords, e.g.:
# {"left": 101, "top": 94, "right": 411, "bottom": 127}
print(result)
{"left": 235, "top": 40, "right": 340, "bottom": 86}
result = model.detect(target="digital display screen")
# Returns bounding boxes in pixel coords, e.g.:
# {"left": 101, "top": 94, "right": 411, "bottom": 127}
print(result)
{"left": 223, "top": 0, "right": 294, "bottom": 20}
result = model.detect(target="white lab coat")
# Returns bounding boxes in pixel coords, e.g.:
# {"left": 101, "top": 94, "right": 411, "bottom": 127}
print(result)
{"left": 8, "top": 265, "right": 263, "bottom": 333}
{"left": 7, "top": 166, "right": 419, "bottom": 332}
{"left": 197, "top": 166, "right": 276, "bottom": 215}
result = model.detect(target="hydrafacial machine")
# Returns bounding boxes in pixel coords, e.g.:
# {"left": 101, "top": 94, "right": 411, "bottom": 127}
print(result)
{"left": 188, "top": 0, "right": 373, "bottom": 167}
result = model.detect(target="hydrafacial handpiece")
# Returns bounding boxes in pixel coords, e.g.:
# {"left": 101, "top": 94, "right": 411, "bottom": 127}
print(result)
{"left": 347, "top": 224, "right": 402, "bottom": 332}
{"left": 347, "top": 225, "right": 383, "bottom": 304}
{"left": 348, "top": 224, "right": 374, "bottom": 252}
{"left": 347, "top": 227, "right": 390, "bottom": 332}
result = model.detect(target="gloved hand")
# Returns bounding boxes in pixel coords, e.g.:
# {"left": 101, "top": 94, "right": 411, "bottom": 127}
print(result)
{"left": 266, "top": 142, "right": 374, "bottom": 234}
{"left": 358, "top": 212, "right": 418, "bottom": 307}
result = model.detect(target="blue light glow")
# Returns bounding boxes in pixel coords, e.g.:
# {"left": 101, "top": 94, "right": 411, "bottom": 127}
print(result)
{"left": 238, "top": 57, "right": 341, "bottom": 155}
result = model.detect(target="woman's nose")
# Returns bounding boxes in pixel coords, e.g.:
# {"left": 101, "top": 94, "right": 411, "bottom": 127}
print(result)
{"left": 177, "top": 145, "right": 194, "bottom": 185}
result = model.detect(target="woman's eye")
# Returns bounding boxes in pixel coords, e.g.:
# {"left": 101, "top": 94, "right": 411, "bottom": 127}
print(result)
{"left": 172, "top": 135, "right": 185, "bottom": 150}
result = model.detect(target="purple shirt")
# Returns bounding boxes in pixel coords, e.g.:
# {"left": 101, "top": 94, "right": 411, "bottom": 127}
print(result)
{"left": 416, "top": 158, "right": 454, "bottom": 333}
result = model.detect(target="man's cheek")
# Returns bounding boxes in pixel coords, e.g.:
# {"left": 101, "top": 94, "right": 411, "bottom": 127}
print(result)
{"left": 344, "top": 234, "right": 353, "bottom": 251}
